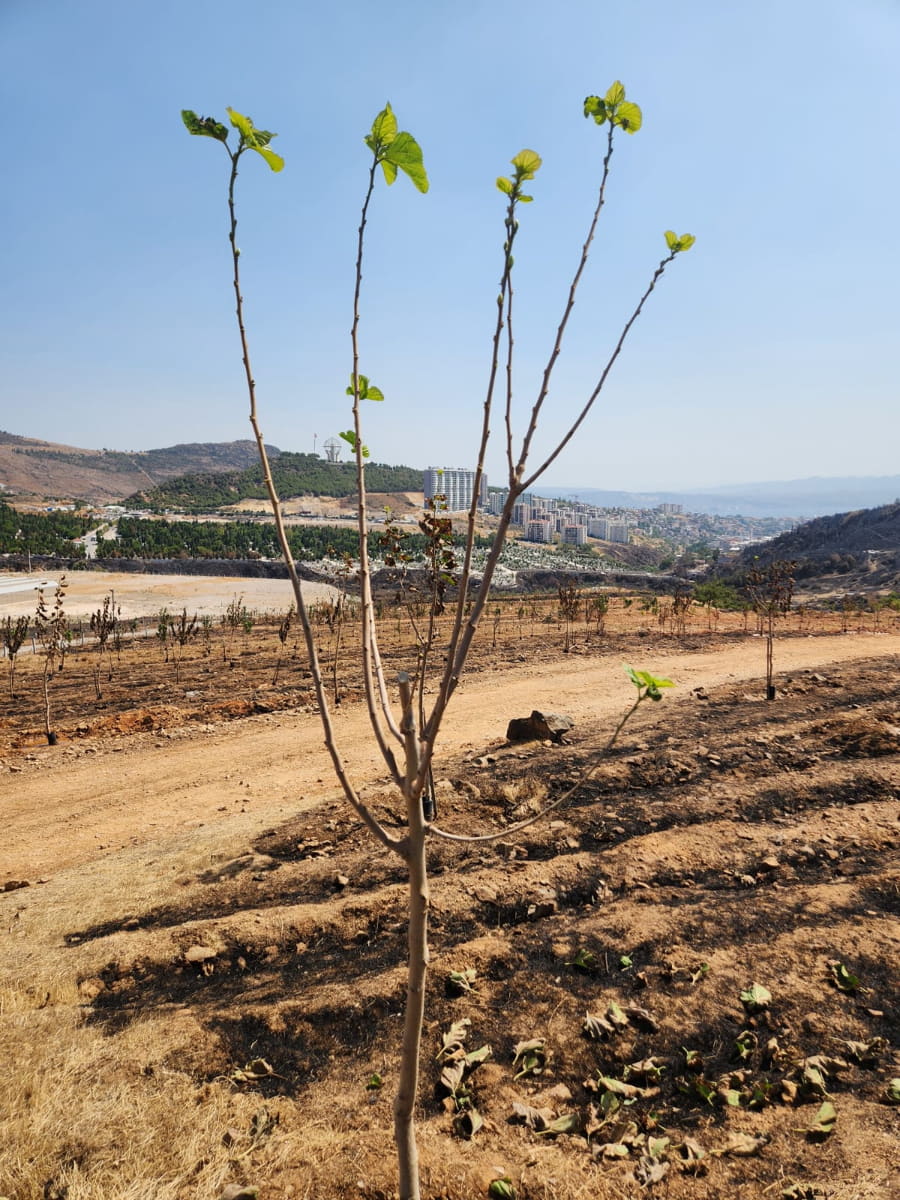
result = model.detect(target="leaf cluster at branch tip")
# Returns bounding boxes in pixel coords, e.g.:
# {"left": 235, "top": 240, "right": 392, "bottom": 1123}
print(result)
{"left": 584, "top": 81, "right": 643, "bottom": 133}
{"left": 496, "top": 148, "right": 542, "bottom": 202}
{"left": 664, "top": 230, "right": 696, "bottom": 253}
{"left": 366, "top": 102, "right": 429, "bottom": 193}
{"left": 181, "top": 107, "right": 284, "bottom": 172}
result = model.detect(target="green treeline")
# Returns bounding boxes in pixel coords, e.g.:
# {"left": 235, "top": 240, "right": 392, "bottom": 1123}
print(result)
{"left": 0, "top": 500, "right": 89, "bottom": 556}
{"left": 98, "top": 516, "right": 493, "bottom": 562}
{"left": 126, "top": 453, "right": 424, "bottom": 511}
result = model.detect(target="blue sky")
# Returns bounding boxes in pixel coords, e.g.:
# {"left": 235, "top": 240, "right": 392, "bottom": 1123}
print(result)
{"left": 2, "top": 0, "right": 898, "bottom": 490}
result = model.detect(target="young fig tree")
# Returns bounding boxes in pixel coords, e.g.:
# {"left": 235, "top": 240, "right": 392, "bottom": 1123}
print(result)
{"left": 183, "top": 81, "right": 691, "bottom": 1200}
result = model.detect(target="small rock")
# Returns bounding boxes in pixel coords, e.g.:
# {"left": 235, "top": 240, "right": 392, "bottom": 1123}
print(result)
{"left": 760, "top": 857, "right": 780, "bottom": 871}
{"left": 184, "top": 945, "right": 218, "bottom": 963}
{"left": 220, "top": 1186, "right": 259, "bottom": 1200}
{"left": 2, "top": 879, "right": 29, "bottom": 892}
{"left": 506, "top": 710, "right": 574, "bottom": 744}
{"left": 334, "top": 873, "right": 350, "bottom": 889}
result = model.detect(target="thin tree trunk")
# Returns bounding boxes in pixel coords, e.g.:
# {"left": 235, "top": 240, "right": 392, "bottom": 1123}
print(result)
{"left": 394, "top": 673, "right": 429, "bottom": 1200}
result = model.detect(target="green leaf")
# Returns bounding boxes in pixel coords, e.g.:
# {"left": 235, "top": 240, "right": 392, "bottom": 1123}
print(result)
{"left": 584, "top": 95, "right": 608, "bottom": 125}
{"left": 253, "top": 144, "right": 284, "bottom": 172}
{"left": 226, "top": 107, "right": 284, "bottom": 171}
{"left": 339, "top": 431, "right": 369, "bottom": 459}
{"left": 614, "top": 100, "right": 643, "bottom": 133}
{"left": 370, "top": 102, "right": 398, "bottom": 147}
{"left": 488, "top": 1180, "right": 516, "bottom": 1200}
{"left": 740, "top": 983, "right": 772, "bottom": 1012}
{"left": 380, "top": 157, "right": 398, "bottom": 185}
{"left": 383, "top": 130, "right": 429, "bottom": 193}
{"left": 605, "top": 81, "right": 627, "bottom": 106}
{"left": 733, "top": 1030, "right": 757, "bottom": 1062}
{"left": 366, "top": 1072, "right": 383, "bottom": 1090}
{"left": 496, "top": 176, "right": 514, "bottom": 195}
{"left": 537, "top": 1111, "right": 580, "bottom": 1137}
{"left": 801, "top": 1100, "right": 837, "bottom": 1138}
{"left": 226, "top": 106, "right": 255, "bottom": 141}
{"left": 624, "top": 664, "right": 674, "bottom": 699}
{"left": 181, "top": 110, "right": 229, "bottom": 142}
{"left": 567, "top": 947, "right": 596, "bottom": 971}
{"left": 885, "top": 1078, "right": 900, "bottom": 1104}
{"left": 511, "top": 149, "right": 542, "bottom": 179}
{"left": 664, "top": 230, "right": 696, "bottom": 254}
{"left": 512, "top": 1038, "right": 547, "bottom": 1078}
{"left": 829, "top": 961, "right": 861, "bottom": 993}
{"left": 346, "top": 373, "right": 384, "bottom": 402}
{"left": 464, "top": 1044, "right": 492, "bottom": 1067}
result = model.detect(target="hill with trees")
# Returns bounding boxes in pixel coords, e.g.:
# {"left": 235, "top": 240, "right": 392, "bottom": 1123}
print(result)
{"left": 723, "top": 501, "right": 900, "bottom": 586}
{"left": 126, "top": 453, "right": 424, "bottom": 511}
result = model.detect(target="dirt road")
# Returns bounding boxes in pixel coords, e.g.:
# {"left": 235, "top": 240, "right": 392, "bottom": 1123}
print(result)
{"left": 4, "top": 633, "right": 893, "bottom": 881}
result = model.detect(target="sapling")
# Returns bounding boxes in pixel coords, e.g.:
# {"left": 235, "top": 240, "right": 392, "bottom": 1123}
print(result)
{"left": 89, "top": 591, "right": 120, "bottom": 699}
{"left": 183, "top": 81, "right": 692, "bottom": 1200}
{"left": 2, "top": 614, "right": 29, "bottom": 697}
{"left": 168, "top": 607, "right": 199, "bottom": 683}
{"left": 745, "top": 559, "right": 795, "bottom": 701}
{"left": 34, "top": 578, "right": 68, "bottom": 745}
{"left": 272, "top": 604, "right": 294, "bottom": 684}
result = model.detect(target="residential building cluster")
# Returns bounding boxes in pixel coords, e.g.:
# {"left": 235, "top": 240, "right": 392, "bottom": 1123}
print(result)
{"left": 421, "top": 470, "right": 794, "bottom": 554}
{"left": 492, "top": 490, "right": 631, "bottom": 545}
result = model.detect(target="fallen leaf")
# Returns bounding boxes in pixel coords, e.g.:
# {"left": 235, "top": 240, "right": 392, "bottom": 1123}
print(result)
{"left": 739, "top": 983, "right": 771, "bottom": 1012}
{"left": 510, "top": 1102, "right": 554, "bottom": 1132}
{"left": 720, "top": 1131, "right": 769, "bottom": 1157}
{"left": 537, "top": 1111, "right": 580, "bottom": 1137}
{"left": 801, "top": 1100, "right": 837, "bottom": 1139}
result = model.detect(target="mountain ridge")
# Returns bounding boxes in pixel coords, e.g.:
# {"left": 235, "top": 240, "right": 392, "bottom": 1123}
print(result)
{"left": 536, "top": 475, "right": 900, "bottom": 518}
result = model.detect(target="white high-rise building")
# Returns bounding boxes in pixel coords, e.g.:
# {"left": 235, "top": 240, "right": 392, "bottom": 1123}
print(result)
{"left": 423, "top": 467, "right": 488, "bottom": 511}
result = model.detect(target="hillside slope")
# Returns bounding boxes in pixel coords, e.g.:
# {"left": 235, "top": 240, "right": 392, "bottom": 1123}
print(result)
{"left": 726, "top": 501, "right": 900, "bottom": 588}
{"left": 0, "top": 433, "right": 280, "bottom": 502}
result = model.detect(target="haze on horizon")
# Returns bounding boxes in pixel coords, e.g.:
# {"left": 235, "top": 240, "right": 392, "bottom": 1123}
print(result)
{"left": 2, "top": 0, "right": 898, "bottom": 492}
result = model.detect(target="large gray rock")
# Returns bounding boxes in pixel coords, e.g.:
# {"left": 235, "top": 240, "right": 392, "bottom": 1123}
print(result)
{"left": 506, "top": 710, "right": 574, "bottom": 744}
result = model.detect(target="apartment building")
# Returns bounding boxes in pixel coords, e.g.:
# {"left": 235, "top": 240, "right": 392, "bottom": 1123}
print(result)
{"left": 423, "top": 467, "right": 488, "bottom": 511}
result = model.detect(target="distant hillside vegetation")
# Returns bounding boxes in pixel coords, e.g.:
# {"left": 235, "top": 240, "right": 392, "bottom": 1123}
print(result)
{"left": 724, "top": 501, "right": 900, "bottom": 585}
{"left": 0, "top": 434, "right": 280, "bottom": 502}
{"left": 128, "top": 452, "right": 424, "bottom": 510}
